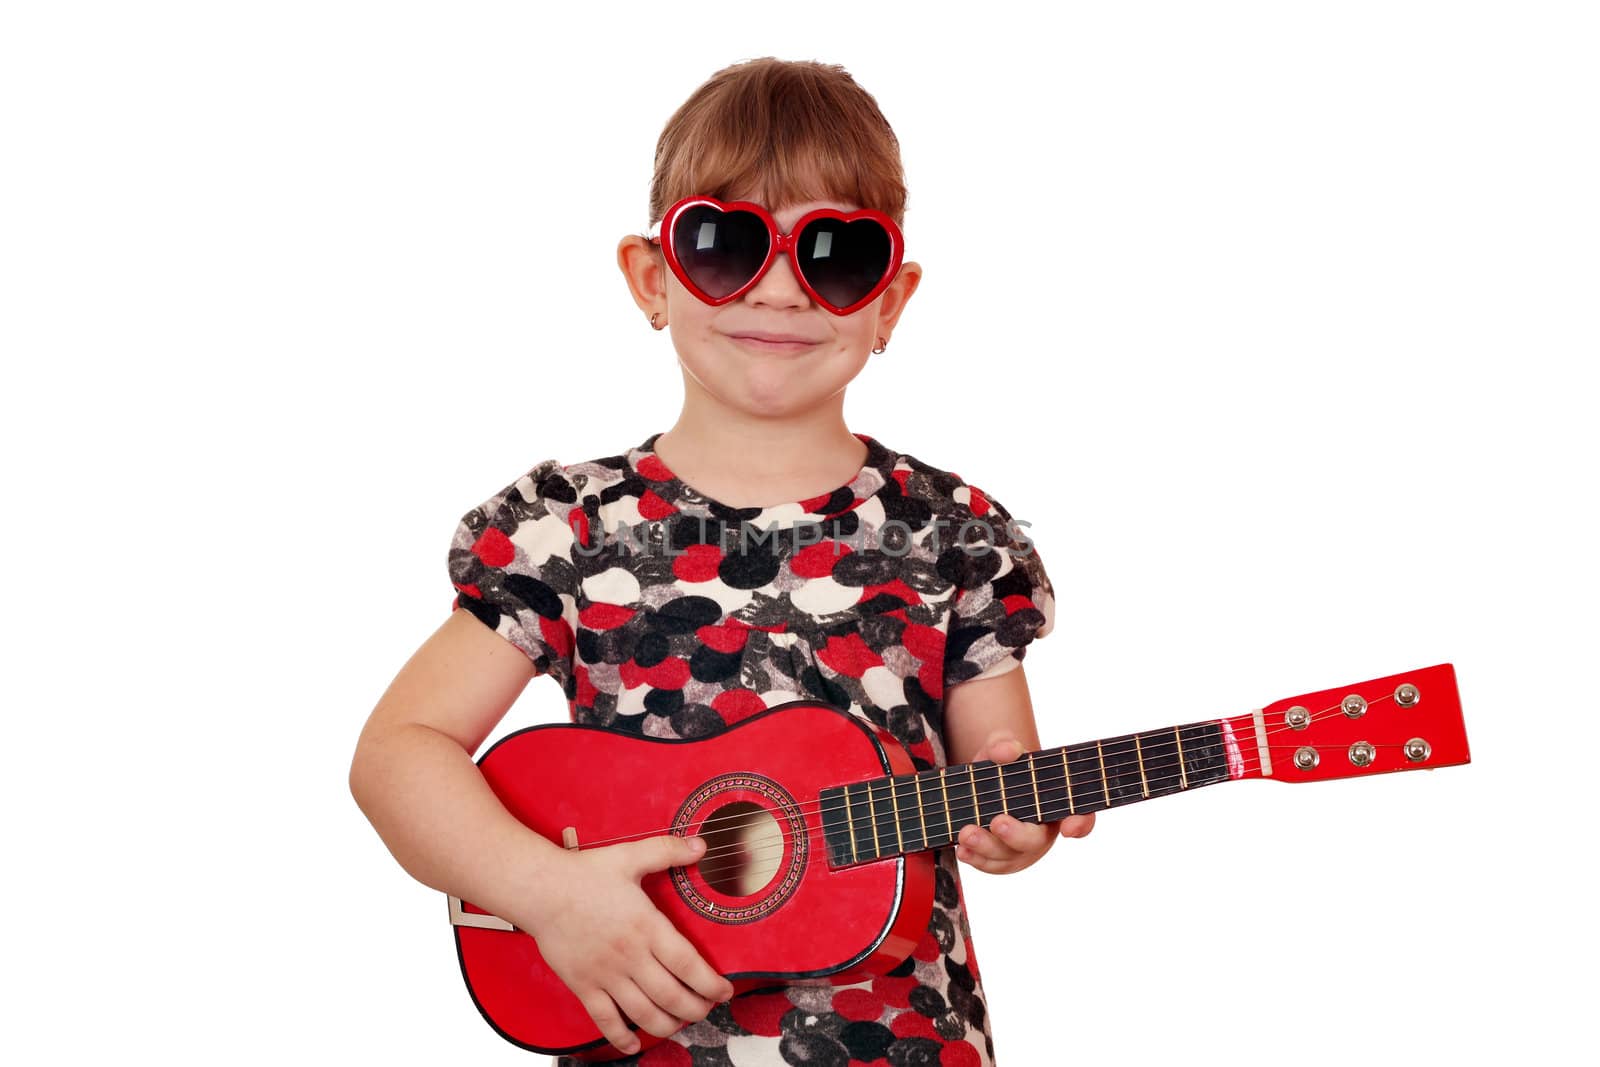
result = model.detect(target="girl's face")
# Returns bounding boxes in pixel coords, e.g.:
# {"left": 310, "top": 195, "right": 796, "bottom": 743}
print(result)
{"left": 619, "top": 195, "right": 921, "bottom": 421}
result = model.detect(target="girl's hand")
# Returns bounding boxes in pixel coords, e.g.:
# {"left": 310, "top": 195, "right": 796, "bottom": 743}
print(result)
{"left": 514, "top": 834, "right": 736, "bottom": 1056}
{"left": 955, "top": 731, "right": 1096, "bottom": 875}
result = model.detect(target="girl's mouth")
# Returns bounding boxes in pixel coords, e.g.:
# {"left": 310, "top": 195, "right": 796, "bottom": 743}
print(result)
{"left": 726, "top": 332, "right": 822, "bottom": 354}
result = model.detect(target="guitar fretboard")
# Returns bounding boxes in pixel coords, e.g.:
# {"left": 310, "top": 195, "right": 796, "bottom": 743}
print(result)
{"left": 818, "top": 720, "right": 1234, "bottom": 867}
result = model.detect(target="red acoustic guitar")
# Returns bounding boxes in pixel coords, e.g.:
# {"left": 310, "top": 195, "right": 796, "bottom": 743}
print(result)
{"left": 447, "top": 663, "right": 1469, "bottom": 1059}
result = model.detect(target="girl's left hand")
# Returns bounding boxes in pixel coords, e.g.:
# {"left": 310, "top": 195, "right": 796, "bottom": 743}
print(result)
{"left": 954, "top": 732, "right": 1096, "bottom": 875}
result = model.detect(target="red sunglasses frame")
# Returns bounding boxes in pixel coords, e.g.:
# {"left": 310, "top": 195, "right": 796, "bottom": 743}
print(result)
{"left": 648, "top": 195, "right": 905, "bottom": 316}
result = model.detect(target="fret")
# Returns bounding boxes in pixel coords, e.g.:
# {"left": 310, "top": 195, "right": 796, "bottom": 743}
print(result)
{"left": 819, "top": 786, "right": 854, "bottom": 867}
{"left": 818, "top": 722, "right": 1241, "bottom": 868}
{"left": 887, "top": 774, "right": 905, "bottom": 854}
{"left": 940, "top": 767, "right": 952, "bottom": 832}
{"left": 1065, "top": 742, "right": 1106, "bottom": 814}
{"left": 846, "top": 782, "right": 874, "bottom": 862}
{"left": 919, "top": 769, "right": 951, "bottom": 849}
{"left": 1000, "top": 758, "right": 1041, "bottom": 823}
{"left": 1100, "top": 735, "right": 1145, "bottom": 806}
{"left": 972, "top": 760, "right": 1007, "bottom": 827}
{"left": 1177, "top": 721, "right": 1233, "bottom": 788}
{"left": 865, "top": 780, "right": 880, "bottom": 858}
{"left": 1095, "top": 740, "right": 1112, "bottom": 806}
{"left": 893, "top": 774, "right": 926, "bottom": 855}
{"left": 1035, "top": 747, "right": 1073, "bottom": 821}
{"left": 913, "top": 771, "right": 929, "bottom": 845}
{"left": 841, "top": 786, "right": 854, "bottom": 854}
{"left": 1137, "top": 728, "right": 1186, "bottom": 800}
{"left": 867, "top": 778, "right": 898, "bottom": 860}
{"left": 1028, "top": 752, "right": 1043, "bottom": 821}
{"left": 946, "top": 765, "right": 979, "bottom": 836}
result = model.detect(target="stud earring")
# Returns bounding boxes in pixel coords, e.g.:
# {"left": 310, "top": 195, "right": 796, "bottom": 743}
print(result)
{"left": 872, "top": 337, "right": 887, "bottom": 354}
{"left": 650, "top": 312, "right": 666, "bottom": 331}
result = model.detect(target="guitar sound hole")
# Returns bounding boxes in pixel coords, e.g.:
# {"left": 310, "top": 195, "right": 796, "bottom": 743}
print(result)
{"left": 696, "top": 801, "right": 783, "bottom": 897}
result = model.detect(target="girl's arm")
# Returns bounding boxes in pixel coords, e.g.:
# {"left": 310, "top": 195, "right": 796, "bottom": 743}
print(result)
{"left": 350, "top": 609, "right": 557, "bottom": 914}
{"left": 349, "top": 610, "right": 733, "bottom": 1055}
{"left": 942, "top": 661, "right": 1095, "bottom": 874}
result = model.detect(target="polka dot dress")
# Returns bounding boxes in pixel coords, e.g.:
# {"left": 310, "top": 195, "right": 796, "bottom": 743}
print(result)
{"left": 448, "top": 432, "right": 1055, "bottom": 1066}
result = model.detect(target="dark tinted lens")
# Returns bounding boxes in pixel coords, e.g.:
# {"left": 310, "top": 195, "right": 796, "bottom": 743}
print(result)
{"left": 671, "top": 206, "right": 770, "bottom": 300}
{"left": 796, "top": 218, "right": 892, "bottom": 309}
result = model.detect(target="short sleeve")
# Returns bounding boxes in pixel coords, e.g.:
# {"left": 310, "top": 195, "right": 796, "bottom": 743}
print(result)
{"left": 942, "top": 486, "right": 1056, "bottom": 689}
{"left": 447, "top": 458, "right": 579, "bottom": 690}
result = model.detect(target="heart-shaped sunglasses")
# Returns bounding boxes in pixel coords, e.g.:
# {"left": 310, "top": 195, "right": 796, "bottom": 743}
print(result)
{"left": 648, "top": 196, "right": 905, "bottom": 316}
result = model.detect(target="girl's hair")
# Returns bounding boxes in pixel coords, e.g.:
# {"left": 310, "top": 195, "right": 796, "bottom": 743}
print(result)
{"left": 648, "top": 57, "right": 907, "bottom": 229}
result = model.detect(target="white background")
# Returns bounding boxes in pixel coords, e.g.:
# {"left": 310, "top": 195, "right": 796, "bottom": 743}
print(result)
{"left": 5, "top": 2, "right": 1596, "bottom": 1064}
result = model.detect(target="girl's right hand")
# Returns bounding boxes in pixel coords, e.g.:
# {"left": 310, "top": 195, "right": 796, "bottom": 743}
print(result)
{"left": 517, "top": 833, "right": 736, "bottom": 1056}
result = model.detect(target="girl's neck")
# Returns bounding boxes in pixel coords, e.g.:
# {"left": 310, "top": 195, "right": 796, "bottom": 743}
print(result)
{"left": 652, "top": 415, "right": 869, "bottom": 510}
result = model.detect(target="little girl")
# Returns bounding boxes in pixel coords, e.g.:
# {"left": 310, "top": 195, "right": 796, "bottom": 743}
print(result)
{"left": 350, "top": 57, "right": 1094, "bottom": 1066}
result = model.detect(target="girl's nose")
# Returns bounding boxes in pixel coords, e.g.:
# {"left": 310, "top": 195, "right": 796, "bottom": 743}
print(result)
{"left": 744, "top": 250, "right": 810, "bottom": 309}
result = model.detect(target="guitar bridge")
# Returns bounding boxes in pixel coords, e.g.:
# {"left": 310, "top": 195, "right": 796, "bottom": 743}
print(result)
{"left": 448, "top": 896, "right": 515, "bottom": 932}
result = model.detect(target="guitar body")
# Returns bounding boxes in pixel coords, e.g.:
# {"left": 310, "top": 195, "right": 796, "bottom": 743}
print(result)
{"left": 452, "top": 699, "right": 934, "bottom": 1058}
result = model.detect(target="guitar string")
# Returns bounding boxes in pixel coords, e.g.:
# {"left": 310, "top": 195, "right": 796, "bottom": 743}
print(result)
{"left": 683, "top": 726, "right": 1430, "bottom": 882}
{"left": 603, "top": 692, "right": 1372, "bottom": 853}
{"left": 674, "top": 712, "right": 1433, "bottom": 878}
{"left": 623, "top": 762, "right": 1404, "bottom": 881}
{"left": 573, "top": 692, "right": 1401, "bottom": 868}
{"left": 679, "top": 747, "right": 1279, "bottom": 880}
{"left": 613, "top": 693, "right": 1400, "bottom": 871}
{"left": 547, "top": 691, "right": 1400, "bottom": 862}
{"left": 679, "top": 763, "right": 1211, "bottom": 882}
{"left": 683, "top": 699, "right": 1433, "bottom": 878}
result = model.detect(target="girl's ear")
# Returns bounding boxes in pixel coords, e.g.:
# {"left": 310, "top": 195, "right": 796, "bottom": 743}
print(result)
{"left": 617, "top": 234, "right": 669, "bottom": 319}
{"left": 875, "top": 260, "right": 923, "bottom": 334}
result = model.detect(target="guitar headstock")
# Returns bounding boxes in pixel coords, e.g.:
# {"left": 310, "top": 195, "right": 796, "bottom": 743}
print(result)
{"left": 1241, "top": 663, "right": 1469, "bottom": 783}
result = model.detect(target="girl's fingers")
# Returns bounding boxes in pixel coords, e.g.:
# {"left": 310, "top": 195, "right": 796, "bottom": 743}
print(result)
{"left": 977, "top": 733, "right": 1022, "bottom": 764}
{"left": 956, "top": 817, "right": 1057, "bottom": 872}
{"left": 957, "top": 846, "right": 1003, "bottom": 873}
{"left": 991, "top": 815, "right": 1049, "bottom": 852}
{"left": 957, "top": 837, "right": 1029, "bottom": 874}
{"left": 611, "top": 978, "right": 683, "bottom": 1041}
{"left": 1059, "top": 813, "right": 1096, "bottom": 838}
{"left": 959, "top": 822, "right": 1023, "bottom": 861}
{"left": 957, "top": 825, "right": 999, "bottom": 860}
{"left": 633, "top": 956, "right": 712, "bottom": 1029}
{"left": 578, "top": 990, "right": 636, "bottom": 1056}
{"left": 653, "top": 926, "right": 734, "bottom": 1005}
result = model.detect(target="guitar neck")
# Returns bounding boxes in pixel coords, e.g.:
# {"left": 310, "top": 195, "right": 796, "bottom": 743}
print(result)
{"left": 819, "top": 714, "right": 1258, "bottom": 868}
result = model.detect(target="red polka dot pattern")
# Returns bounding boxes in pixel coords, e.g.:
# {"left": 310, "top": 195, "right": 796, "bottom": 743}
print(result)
{"left": 728, "top": 990, "right": 790, "bottom": 1036}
